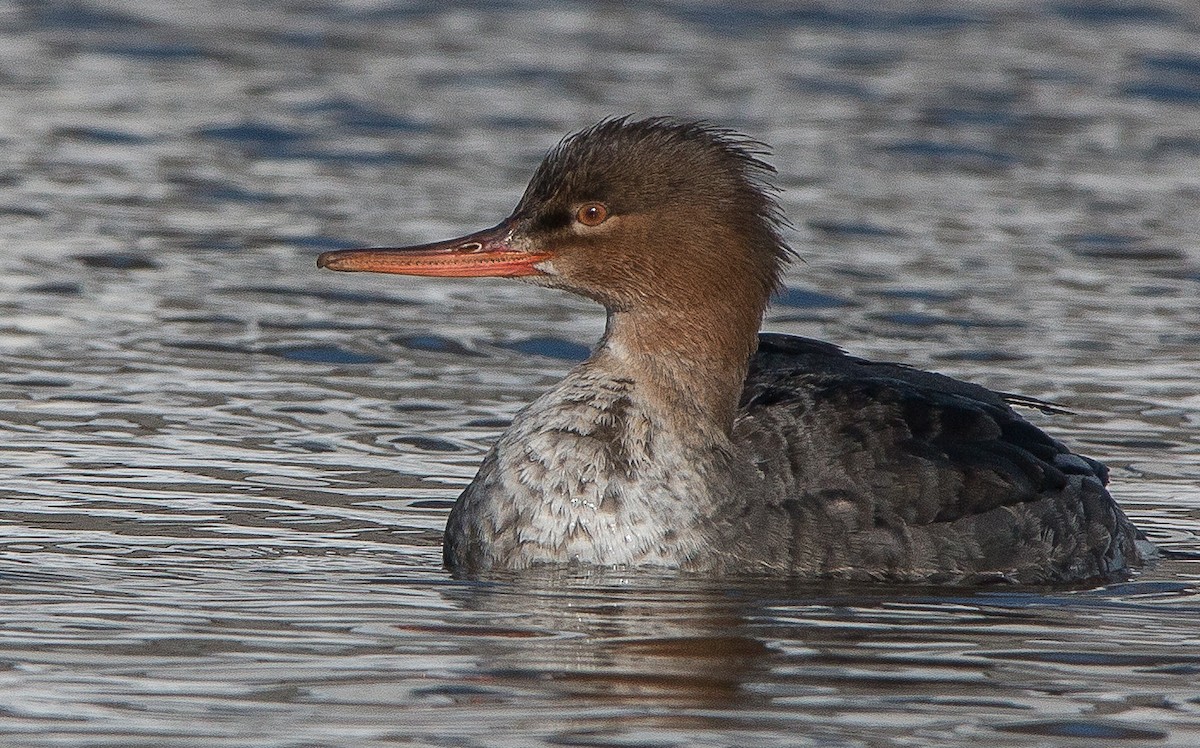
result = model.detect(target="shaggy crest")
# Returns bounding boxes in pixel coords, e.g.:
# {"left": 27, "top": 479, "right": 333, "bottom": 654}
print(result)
{"left": 515, "top": 116, "right": 795, "bottom": 295}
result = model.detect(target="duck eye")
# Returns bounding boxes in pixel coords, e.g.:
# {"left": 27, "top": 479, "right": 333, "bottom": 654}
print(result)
{"left": 575, "top": 202, "right": 609, "bottom": 227}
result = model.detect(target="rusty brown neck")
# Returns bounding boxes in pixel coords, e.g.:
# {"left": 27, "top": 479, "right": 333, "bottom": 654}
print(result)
{"left": 594, "top": 278, "right": 767, "bottom": 437}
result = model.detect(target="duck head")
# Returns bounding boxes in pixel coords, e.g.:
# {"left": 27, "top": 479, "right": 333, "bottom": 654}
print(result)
{"left": 318, "top": 117, "right": 790, "bottom": 317}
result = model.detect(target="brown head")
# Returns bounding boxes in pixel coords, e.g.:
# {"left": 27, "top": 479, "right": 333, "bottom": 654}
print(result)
{"left": 319, "top": 117, "right": 794, "bottom": 428}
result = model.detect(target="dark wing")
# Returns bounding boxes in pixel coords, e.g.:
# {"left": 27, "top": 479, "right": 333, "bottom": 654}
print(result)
{"left": 752, "top": 333, "right": 1078, "bottom": 416}
{"left": 739, "top": 333, "right": 1110, "bottom": 526}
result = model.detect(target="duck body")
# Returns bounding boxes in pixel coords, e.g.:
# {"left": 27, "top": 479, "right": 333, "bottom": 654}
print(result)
{"left": 319, "top": 117, "right": 1145, "bottom": 584}
{"left": 444, "top": 333, "right": 1141, "bottom": 583}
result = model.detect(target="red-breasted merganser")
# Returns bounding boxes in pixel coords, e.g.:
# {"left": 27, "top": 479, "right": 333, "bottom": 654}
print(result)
{"left": 317, "top": 117, "right": 1144, "bottom": 584}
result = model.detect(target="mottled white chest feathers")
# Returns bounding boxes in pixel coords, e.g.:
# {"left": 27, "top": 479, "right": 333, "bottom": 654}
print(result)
{"left": 484, "top": 368, "right": 712, "bottom": 567}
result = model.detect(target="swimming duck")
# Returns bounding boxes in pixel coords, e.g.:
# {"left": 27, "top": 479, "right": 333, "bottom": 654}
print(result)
{"left": 318, "top": 117, "right": 1143, "bottom": 584}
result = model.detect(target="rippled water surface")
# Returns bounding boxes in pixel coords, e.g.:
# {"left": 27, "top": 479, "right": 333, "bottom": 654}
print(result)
{"left": 2, "top": 1, "right": 1200, "bottom": 745}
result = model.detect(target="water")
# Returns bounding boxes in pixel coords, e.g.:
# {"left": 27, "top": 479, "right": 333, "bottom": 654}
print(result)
{"left": 2, "top": 0, "right": 1200, "bottom": 745}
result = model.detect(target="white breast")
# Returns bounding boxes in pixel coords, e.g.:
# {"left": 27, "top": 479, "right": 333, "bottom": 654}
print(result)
{"left": 481, "top": 367, "right": 713, "bottom": 568}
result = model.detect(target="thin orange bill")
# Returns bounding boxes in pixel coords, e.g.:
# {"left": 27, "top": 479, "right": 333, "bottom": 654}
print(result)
{"left": 316, "top": 221, "right": 549, "bottom": 278}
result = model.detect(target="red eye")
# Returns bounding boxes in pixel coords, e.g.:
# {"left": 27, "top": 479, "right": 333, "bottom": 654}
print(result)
{"left": 576, "top": 202, "right": 609, "bottom": 227}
